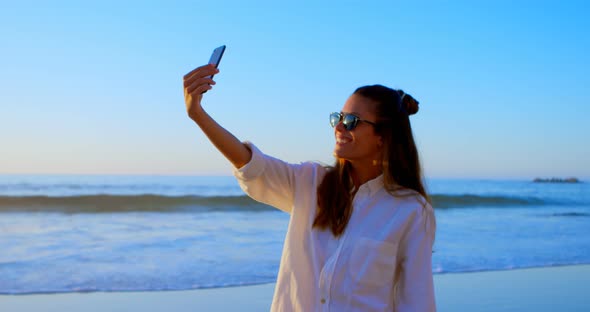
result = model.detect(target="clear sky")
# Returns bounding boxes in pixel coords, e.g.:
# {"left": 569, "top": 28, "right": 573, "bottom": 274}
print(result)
{"left": 1, "top": 0, "right": 588, "bottom": 179}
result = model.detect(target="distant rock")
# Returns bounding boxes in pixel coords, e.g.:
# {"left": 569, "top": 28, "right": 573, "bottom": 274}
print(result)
{"left": 533, "top": 177, "right": 581, "bottom": 183}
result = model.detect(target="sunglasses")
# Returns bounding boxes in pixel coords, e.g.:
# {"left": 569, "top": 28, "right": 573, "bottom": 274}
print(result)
{"left": 330, "top": 112, "right": 377, "bottom": 131}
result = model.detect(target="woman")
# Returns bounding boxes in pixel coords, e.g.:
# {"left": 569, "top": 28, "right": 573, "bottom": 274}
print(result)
{"left": 183, "top": 64, "right": 436, "bottom": 311}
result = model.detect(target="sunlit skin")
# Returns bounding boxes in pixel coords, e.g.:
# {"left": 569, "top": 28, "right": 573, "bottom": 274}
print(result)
{"left": 333, "top": 94, "right": 384, "bottom": 189}
{"left": 183, "top": 64, "right": 252, "bottom": 169}
{"left": 182, "top": 65, "right": 385, "bottom": 188}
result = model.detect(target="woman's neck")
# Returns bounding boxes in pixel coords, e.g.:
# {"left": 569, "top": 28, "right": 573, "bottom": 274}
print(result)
{"left": 349, "top": 159, "right": 383, "bottom": 189}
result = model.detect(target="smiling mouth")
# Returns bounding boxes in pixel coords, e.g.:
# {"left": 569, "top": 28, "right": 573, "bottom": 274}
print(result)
{"left": 336, "top": 137, "right": 351, "bottom": 144}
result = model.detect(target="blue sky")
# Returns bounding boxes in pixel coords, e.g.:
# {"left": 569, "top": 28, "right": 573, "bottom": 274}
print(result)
{"left": 1, "top": 0, "right": 588, "bottom": 178}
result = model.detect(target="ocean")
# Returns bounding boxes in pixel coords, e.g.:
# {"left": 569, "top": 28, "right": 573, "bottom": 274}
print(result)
{"left": 0, "top": 175, "right": 588, "bottom": 294}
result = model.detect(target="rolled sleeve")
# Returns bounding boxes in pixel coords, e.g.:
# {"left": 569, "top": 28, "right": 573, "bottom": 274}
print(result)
{"left": 232, "top": 142, "right": 300, "bottom": 213}
{"left": 233, "top": 141, "right": 267, "bottom": 181}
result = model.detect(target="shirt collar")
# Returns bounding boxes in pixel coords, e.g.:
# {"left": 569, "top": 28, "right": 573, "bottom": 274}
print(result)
{"left": 355, "top": 174, "right": 384, "bottom": 197}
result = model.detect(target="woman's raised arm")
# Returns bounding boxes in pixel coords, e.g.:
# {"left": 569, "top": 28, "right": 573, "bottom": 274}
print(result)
{"left": 183, "top": 64, "right": 252, "bottom": 169}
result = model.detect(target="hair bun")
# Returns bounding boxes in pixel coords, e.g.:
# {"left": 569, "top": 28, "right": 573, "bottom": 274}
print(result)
{"left": 398, "top": 90, "right": 419, "bottom": 115}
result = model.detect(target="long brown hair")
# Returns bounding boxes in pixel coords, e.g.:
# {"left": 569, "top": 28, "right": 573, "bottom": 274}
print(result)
{"left": 313, "top": 85, "right": 430, "bottom": 237}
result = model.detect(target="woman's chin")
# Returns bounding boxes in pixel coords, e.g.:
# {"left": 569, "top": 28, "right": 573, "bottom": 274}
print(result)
{"left": 333, "top": 147, "right": 349, "bottom": 159}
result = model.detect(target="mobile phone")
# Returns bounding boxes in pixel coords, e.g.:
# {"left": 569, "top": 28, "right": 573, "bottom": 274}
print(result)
{"left": 207, "top": 45, "right": 226, "bottom": 79}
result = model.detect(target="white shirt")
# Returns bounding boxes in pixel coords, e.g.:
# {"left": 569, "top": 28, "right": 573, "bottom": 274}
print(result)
{"left": 234, "top": 143, "right": 436, "bottom": 312}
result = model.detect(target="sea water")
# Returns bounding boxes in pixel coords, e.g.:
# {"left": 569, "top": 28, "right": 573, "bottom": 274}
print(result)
{"left": 0, "top": 175, "right": 588, "bottom": 294}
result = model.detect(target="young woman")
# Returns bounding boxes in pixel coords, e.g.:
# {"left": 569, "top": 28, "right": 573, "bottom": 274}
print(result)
{"left": 183, "top": 64, "right": 436, "bottom": 311}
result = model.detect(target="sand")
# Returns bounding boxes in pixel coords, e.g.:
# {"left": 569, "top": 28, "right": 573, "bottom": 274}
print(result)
{"left": 1, "top": 265, "right": 589, "bottom": 311}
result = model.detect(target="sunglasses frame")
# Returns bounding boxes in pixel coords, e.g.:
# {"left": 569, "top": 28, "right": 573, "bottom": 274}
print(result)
{"left": 330, "top": 112, "right": 377, "bottom": 131}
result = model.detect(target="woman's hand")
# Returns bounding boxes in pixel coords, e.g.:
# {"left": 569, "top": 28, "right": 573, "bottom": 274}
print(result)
{"left": 183, "top": 64, "right": 219, "bottom": 120}
{"left": 181, "top": 64, "right": 252, "bottom": 168}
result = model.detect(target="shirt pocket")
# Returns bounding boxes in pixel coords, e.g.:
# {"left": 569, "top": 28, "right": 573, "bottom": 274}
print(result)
{"left": 348, "top": 237, "right": 398, "bottom": 287}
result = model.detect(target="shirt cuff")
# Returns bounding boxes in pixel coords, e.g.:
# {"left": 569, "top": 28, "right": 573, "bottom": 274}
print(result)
{"left": 233, "top": 141, "right": 266, "bottom": 181}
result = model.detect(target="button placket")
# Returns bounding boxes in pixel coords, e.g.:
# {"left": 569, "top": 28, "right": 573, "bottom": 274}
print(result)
{"left": 318, "top": 252, "right": 336, "bottom": 308}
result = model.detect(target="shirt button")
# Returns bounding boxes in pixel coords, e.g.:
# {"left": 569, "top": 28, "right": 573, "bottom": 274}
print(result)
{"left": 320, "top": 298, "right": 326, "bottom": 304}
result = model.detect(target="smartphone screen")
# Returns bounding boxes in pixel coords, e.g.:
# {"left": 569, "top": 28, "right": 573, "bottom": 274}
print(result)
{"left": 207, "top": 45, "right": 226, "bottom": 79}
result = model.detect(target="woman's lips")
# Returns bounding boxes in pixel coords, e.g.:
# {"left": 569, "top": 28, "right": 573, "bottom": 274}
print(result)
{"left": 336, "top": 136, "right": 351, "bottom": 145}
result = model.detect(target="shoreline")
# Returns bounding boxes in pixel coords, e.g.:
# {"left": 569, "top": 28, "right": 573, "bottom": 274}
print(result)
{"left": 3, "top": 263, "right": 589, "bottom": 296}
{"left": 1, "top": 264, "right": 589, "bottom": 311}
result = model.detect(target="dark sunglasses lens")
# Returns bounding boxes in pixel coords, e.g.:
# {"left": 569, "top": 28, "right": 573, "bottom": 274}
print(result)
{"left": 342, "top": 114, "right": 358, "bottom": 130}
{"left": 329, "top": 113, "right": 341, "bottom": 128}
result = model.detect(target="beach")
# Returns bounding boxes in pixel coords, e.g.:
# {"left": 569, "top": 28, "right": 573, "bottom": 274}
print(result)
{"left": 2, "top": 264, "right": 589, "bottom": 311}
{"left": 1, "top": 176, "right": 589, "bottom": 310}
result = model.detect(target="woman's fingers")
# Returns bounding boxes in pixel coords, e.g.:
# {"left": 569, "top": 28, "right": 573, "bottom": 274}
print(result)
{"left": 183, "top": 64, "right": 218, "bottom": 84}
{"left": 184, "top": 83, "right": 212, "bottom": 101}
{"left": 186, "top": 77, "right": 216, "bottom": 94}
{"left": 190, "top": 83, "right": 213, "bottom": 96}
{"left": 183, "top": 68, "right": 218, "bottom": 89}
{"left": 183, "top": 64, "right": 210, "bottom": 80}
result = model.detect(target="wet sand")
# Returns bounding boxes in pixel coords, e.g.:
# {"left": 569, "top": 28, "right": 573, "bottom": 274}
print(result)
{"left": 1, "top": 265, "right": 589, "bottom": 311}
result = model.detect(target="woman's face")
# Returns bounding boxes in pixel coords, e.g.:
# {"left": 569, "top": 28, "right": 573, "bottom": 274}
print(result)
{"left": 333, "top": 94, "right": 383, "bottom": 164}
